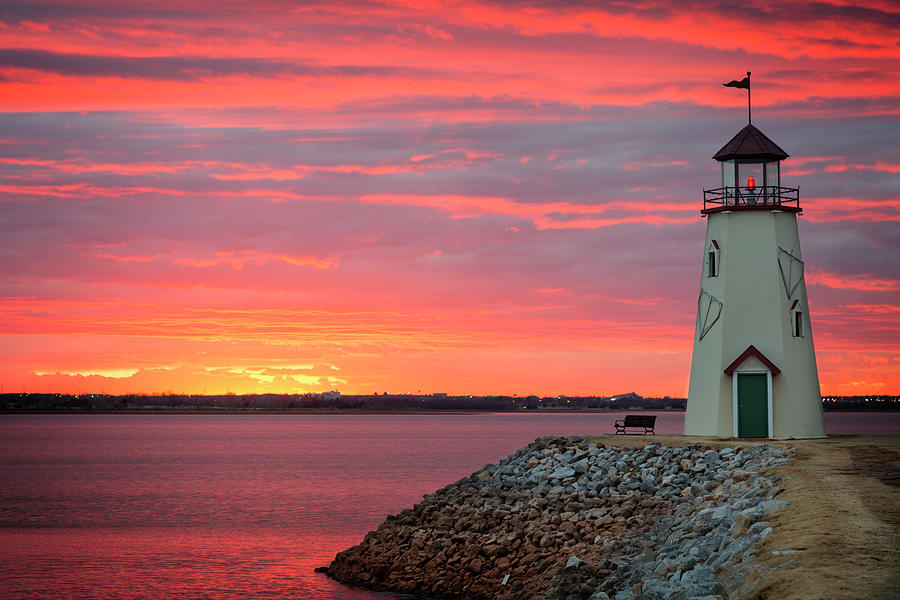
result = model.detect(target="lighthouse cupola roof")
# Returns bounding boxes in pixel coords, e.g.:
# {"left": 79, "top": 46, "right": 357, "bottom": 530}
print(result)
{"left": 713, "top": 124, "right": 789, "bottom": 162}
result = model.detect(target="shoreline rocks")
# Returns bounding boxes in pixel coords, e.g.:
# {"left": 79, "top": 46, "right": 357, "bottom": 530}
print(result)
{"left": 326, "top": 437, "right": 792, "bottom": 599}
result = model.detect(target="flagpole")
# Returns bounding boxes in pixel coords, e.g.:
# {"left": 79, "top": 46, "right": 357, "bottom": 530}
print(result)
{"left": 746, "top": 71, "right": 752, "bottom": 124}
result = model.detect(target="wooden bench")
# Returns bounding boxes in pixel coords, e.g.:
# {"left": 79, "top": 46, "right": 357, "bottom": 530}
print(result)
{"left": 614, "top": 414, "right": 657, "bottom": 435}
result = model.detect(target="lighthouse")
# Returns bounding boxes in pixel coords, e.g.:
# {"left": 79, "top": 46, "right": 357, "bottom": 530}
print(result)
{"left": 684, "top": 122, "right": 825, "bottom": 439}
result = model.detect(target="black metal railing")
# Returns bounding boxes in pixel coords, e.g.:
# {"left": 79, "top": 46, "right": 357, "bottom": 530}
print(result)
{"left": 702, "top": 186, "right": 800, "bottom": 212}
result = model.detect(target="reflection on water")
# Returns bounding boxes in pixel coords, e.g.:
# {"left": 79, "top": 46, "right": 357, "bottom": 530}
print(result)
{"left": 0, "top": 412, "right": 895, "bottom": 598}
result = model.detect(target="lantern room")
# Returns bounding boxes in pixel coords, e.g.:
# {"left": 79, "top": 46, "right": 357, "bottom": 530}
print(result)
{"left": 702, "top": 124, "right": 800, "bottom": 214}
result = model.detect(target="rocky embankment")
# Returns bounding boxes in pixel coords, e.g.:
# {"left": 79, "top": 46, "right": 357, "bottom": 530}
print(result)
{"left": 326, "top": 437, "right": 792, "bottom": 599}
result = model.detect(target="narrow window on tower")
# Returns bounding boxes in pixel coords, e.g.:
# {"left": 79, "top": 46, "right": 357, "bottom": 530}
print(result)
{"left": 791, "top": 301, "right": 804, "bottom": 337}
{"left": 707, "top": 240, "right": 720, "bottom": 278}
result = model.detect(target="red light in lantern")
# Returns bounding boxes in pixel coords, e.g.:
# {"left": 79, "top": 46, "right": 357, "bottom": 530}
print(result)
{"left": 747, "top": 175, "right": 756, "bottom": 190}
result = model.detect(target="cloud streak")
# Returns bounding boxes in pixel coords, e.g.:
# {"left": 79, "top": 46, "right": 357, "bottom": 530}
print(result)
{"left": 0, "top": 47, "right": 442, "bottom": 81}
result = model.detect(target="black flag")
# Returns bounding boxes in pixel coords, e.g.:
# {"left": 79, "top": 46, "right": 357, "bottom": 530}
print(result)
{"left": 725, "top": 72, "right": 752, "bottom": 123}
{"left": 723, "top": 76, "right": 750, "bottom": 89}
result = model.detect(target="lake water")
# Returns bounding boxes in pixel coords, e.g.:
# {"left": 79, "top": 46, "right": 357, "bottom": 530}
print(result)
{"left": 1, "top": 411, "right": 896, "bottom": 599}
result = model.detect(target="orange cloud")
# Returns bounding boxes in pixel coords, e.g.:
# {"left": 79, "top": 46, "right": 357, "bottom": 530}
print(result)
{"left": 170, "top": 251, "right": 338, "bottom": 270}
{"left": 359, "top": 193, "right": 695, "bottom": 228}
{"left": 807, "top": 269, "right": 899, "bottom": 292}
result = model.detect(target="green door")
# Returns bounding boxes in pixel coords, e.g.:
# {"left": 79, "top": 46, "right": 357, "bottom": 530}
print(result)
{"left": 737, "top": 374, "right": 768, "bottom": 438}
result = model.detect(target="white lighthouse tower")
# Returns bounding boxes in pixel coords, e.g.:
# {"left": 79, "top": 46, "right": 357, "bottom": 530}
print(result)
{"left": 684, "top": 122, "right": 825, "bottom": 439}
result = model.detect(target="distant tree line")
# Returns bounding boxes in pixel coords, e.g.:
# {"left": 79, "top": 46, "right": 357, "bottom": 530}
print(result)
{"left": 2, "top": 392, "right": 896, "bottom": 412}
{"left": 2, "top": 392, "right": 685, "bottom": 412}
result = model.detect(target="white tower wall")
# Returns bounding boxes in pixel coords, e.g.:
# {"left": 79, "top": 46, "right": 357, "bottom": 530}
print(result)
{"left": 685, "top": 209, "right": 825, "bottom": 438}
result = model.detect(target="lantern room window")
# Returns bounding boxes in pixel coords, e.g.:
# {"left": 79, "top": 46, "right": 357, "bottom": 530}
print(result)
{"left": 766, "top": 161, "right": 780, "bottom": 187}
{"left": 721, "top": 161, "right": 735, "bottom": 188}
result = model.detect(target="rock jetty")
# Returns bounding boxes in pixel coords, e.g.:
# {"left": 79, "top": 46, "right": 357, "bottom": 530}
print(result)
{"left": 326, "top": 436, "right": 792, "bottom": 599}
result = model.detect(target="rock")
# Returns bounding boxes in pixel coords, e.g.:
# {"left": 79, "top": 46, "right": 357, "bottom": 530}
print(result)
{"left": 700, "top": 449, "right": 719, "bottom": 464}
{"left": 569, "top": 451, "right": 590, "bottom": 463}
{"left": 732, "top": 468, "right": 751, "bottom": 481}
{"left": 710, "top": 505, "right": 733, "bottom": 525}
{"left": 680, "top": 564, "right": 721, "bottom": 594}
{"left": 474, "top": 469, "right": 492, "bottom": 481}
{"left": 757, "top": 498, "right": 789, "bottom": 517}
{"left": 565, "top": 555, "right": 581, "bottom": 569}
{"left": 550, "top": 466, "right": 577, "bottom": 479}
{"left": 718, "top": 560, "right": 771, "bottom": 599}
{"left": 641, "top": 579, "right": 678, "bottom": 600}
{"left": 711, "top": 535, "right": 753, "bottom": 568}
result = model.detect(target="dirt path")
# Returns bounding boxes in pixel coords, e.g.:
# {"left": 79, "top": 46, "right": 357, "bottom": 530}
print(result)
{"left": 753, "top": 435, "right": 900, "bottom": 600}
{"left": 587, "top": 434, "right": 900, "bottom": 599}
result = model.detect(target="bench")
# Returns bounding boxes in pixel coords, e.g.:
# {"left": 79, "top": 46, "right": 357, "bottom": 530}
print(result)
{"left": 614, "top": 414, "right": 657, "bottom": 435}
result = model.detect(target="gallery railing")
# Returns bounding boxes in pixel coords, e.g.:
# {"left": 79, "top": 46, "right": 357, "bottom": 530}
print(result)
{"left": 702, "top": 186, "right": 800, "bottom": 213}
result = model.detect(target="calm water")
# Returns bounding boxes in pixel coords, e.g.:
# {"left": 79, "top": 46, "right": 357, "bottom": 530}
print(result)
{"left": 0, "top": 412, "right": 896, "bottom": 599}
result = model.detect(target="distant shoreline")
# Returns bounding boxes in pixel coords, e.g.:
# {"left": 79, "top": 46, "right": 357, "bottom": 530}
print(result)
{"left": 2, "top": 407, "right": 898, "bottom": 415}
{"left": 2, "top": 408, "right": 680, "bottom": 415}
{"left": 5, "top": 392, "right": 896, "bottom": 413}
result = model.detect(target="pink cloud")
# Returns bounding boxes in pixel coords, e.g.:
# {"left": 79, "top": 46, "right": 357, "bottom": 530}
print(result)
{"left": 807, "top": 269, "right": 899, "bottom": 292}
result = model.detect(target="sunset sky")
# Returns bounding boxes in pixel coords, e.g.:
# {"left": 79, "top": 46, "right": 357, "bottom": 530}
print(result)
{"left": 1, "top": 0, "right": 898, "bottom": 397}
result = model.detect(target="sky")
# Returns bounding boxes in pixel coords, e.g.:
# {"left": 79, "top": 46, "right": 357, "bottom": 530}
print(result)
{"left": 1, "top": 0, "right": 898, "bottom": 397}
